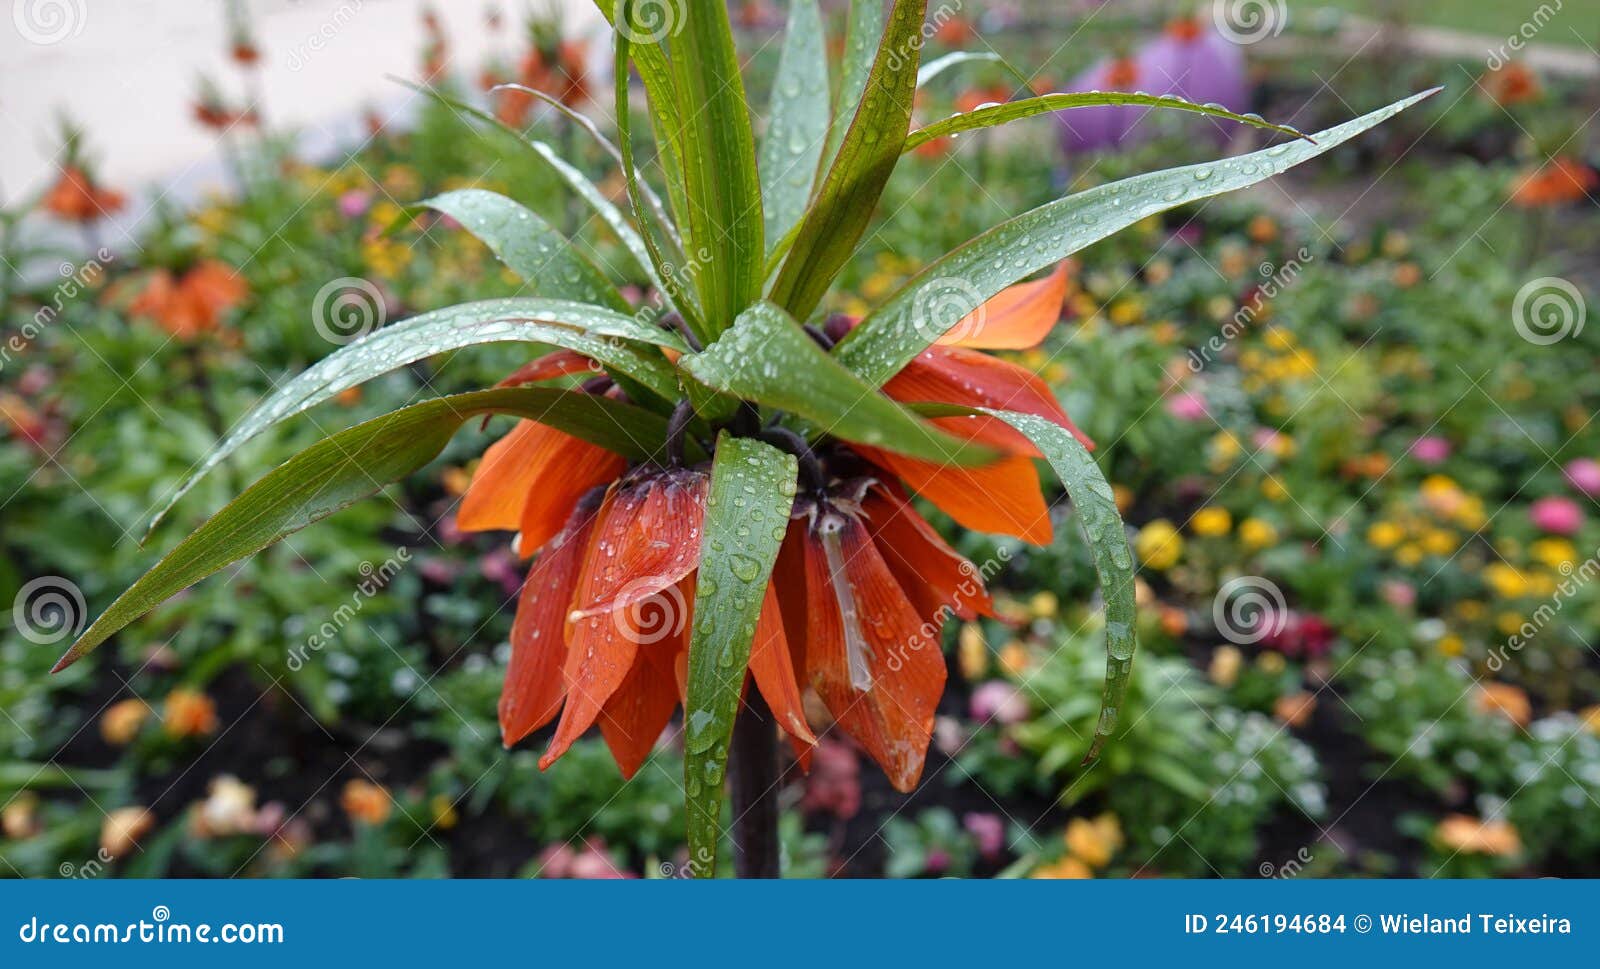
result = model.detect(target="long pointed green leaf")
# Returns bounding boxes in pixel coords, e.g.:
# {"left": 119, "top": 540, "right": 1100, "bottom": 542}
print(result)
{"left": 820, "top": 0, "right": 886, "bottom": 173}
{"left": 769, "top": 0, "right": 927, "bottom": 322}
{"left": 147, "top": 299, "right": 684, "bottom": 536}
{"left": 683, "top": 433, "right": 798, "bottom": 878}
{"left": 598, "top": 0, "right": 694, "bottom": 239}
{"left": 663, "top": 0, "right": 764, "bottom": 335}
{"left": 759, "top": 0, "right": 829, "bottom": 253}
{"left": 59, "top": 388, "right": 669, "bottom": 672}
{"left": 836, "top": 89, "right": 1439, "bottom": 387}
{"left": 987, "top": 410, "right": 1135, "bottom": 764}
{"left": 905, "top": 91, "right": 1311, "bottom": 152}
{"left": 681, "top": 301, "right": 994, "bottom": 466}
{"left": 915, "top": 50, "right": 1004, "bottom": 87}
{"left": 419, "top": 189, "right": 630, "bottom": 312}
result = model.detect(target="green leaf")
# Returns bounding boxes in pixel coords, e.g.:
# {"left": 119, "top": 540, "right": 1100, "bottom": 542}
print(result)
{"left": 683, "top": 433, "right": 798, "bottom": 877}
{"left": 663, "top": 0, "right": 765, "bottom": 335}
{"left": 419, "top": 189, "right": 630, "bottom": 312}
{"left": 758, "top": 0, "right": 829, "bottom": 253}
{"left": 681, "top": 301, "right": 995, "bottom": 466}
{"left": 904, "top": 91, "right": 1312, "bottom": 152}
{"left": 836, "top": 89, "right": 1438, "bottom": 387}
{"left": 59, "top": 388, "right": 669, "bottom": 672}
{"left": 820, "top": 0, "right": 885, "bottom": 173}
{"left": 147, "top": 299, "right": 684, "bottom": 536}
{"left": 987, "top": 410, "right": 1135, "bottom": 765}
{"left": 769, "top": 0, "right": 927, "bottom": 322}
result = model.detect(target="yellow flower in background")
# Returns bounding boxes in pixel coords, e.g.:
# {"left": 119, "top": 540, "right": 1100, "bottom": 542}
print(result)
{"left": 1454, "top": 495, "right": 1487, "bottom": 530}
{"left": 1436, "top": 634, "right": 1464, "bottom": 657}
{"left": 1483, "top": 563, "right": 1531, "bottom": 599}
{"left": 1239, "top": 517, "right": 1278, "bottom": 550}
{"left": 1032, "top": 856, "right": 1094, "bottom": 879}
{"left": 1496, "top": 612, "right": 1523, "bottom": 636}
{"left": 1191, "top": 506, "right": 1232, "bottom": 537}
{"left": 1261, "top": 478, "right": 1288, "bottom": 502}
{"left": 1421, "top": 528, "right": 1457, "bottom": 556}
{"left": 1108, "top": 297, "right": 1143, "bottom": 326}
{"left": 1420, "top": 475, "right": 1464, "bottom": 517}
{"left": 958, "top": 623, "right": 988, "bottom": 680}
{"left": 1209, "top": 431, "right": 1243, "bottom": 470}
{"left": 1135, "top": 519, "right": 1184, "bottom": 570}
{"left": 1209, "top": 645, "right": 1243, "bottom": 687}
{"left": 1367, "top": 521, "right": 1404, "bottom": 549}
{"left": 1580, "top": 705, "right": 1600, "bottom": 734}
{"left": 1258, "top": 651, "right": 1287, "bottom": 674}
{"left": 1064, "top": 814, "right": 1124, "bottom": 869}
{"left": 1531, "top": 538, "right": 1578, "bottom": 571}
{"left": 1395, "top": 544, "right": 1423, "bottom": 567}
{"left": 430, "top": 794, "right": 459, "bottom": 830}
{"left": 1455, "top": 600, "right": 1486, "bottom": 622}
{"left": 1029, "top": 590, "right": 1059, "bottom": 619}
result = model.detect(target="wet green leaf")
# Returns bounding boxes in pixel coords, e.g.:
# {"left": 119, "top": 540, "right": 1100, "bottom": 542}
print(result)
{"left": 759, "top": 0, "right": 829, "bottom": 253}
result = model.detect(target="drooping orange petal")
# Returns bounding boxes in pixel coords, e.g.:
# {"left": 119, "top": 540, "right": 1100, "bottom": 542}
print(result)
{"left": 500, "top": 500, "right": 600, "bottom": 746}
{"left": 495, "top": 349, "right": 598, "bottom": 388}
{"left": 859, "top": 445, "right": 1053, "bottom": 546}
{"left": 750, "top": 580, "right": 817, "bottom": 752}
{"left": 517, "top": 437, "right": 627, "bottom": 555}
{"left": 938, "top": 261, "right": 1071, "bottom": 350}
{"left": 862, "top": 483, "right": 995, "bottom": 622}
{"left": 542, "top": 472, "right": 706, "bottom": 769}
{"left": 565, "top": 469, "right": 708, "bottom": 619}
{"left": 884, "top": 344, "right": 1092, "bottom": 453}
{"left": 598, "top": 640, "right": 683, "bottom": 779}
{"left": 802, "top": 516, "right": 946, "bottom": 793}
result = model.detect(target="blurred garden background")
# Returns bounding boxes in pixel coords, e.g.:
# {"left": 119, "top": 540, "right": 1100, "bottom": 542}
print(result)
{"left": 2, "top": 0, "right": 1599, "bottom": 878}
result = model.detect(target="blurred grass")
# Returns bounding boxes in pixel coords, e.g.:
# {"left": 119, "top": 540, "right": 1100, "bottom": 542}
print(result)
{"left": 1313, "top": 0, "right": 1600, "bottom": 48}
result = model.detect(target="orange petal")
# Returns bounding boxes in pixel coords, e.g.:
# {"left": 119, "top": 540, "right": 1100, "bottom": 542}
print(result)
{"left": 802, "top": 515, "right": 946, "bottom": 792}
{"left": 750, "top": 580, "right": 817, "bottom": 751}
{"left": 884, "top": 345, "right": 1092, "bottom": 453}
{"left": 565, "top": 469, "right": 708, "bottom": 619}
{"left": 938, "top": 261, "right": 1070, "bottom": 350}
{"left": 500, "top": 502, "right": 599, "bottom": 746}
{"left": 495, "top": 349, "right": 598, "bottom": 388}
{"left": 517, "top": 437, "right": 627, "bottom": 555}
{"left": 859, "top": 446, "right": 1053, "bottom": 546}
{"left": 598, "top": 642, "right": 683, "bottom": 779}
{"left": 863, "top": 483, "right": 995, "bottom": 622}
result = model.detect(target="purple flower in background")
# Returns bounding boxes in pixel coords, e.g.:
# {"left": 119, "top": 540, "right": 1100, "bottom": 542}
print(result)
{"left": 970, "top": 680, "right": 1029, "bottom": 725}
{"left": 1136, "top": 18, "right": 1249, "bottom": 121}
{"left": 1410, "top": 436, "right": 1452, "bottom": 465}
{"left": 1565, "top": 458, "right": 1600, "bottom": 497}
{"left": 964, "top": 812, "right": 1006, "bottom": 860}
{"left": 1057, "top": 55, "right": 1148, "bottom": 153}
{"left": 337, "top": 189, "right": 372, "bottom": 219}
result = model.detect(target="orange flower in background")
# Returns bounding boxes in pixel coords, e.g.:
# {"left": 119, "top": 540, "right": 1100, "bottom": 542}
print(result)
{"left": 1481, "top": 61, "right": 1540, "bottom": 106}
{"left": 163, "top": 688, "right": 219, "bottom": 738}
{"left": 956, "top": 84, "right": 1012, "bottom": 115}
{"left": 1474, "top": 681, "right": 1532, "bottom": 726}
{"left": 129, "top": 260, "right": 248, "bottom": 338}
{"left": 463, "top": 265, "right": 1077, "bottom": 791}
{"left": 42, "top": 166, "right": 125, "bottom": 223}
{"left": 1435, "top": 814, "right": 1521, "bottom": 857}
{"left": 340, "top": 779, "right": 393, "bottom": 825}
{"left": 1510, "top": 156, "right": 1598, "bottom": 208}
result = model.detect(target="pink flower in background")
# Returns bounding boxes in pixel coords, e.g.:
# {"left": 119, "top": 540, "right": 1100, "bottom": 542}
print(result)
{"left": 1530, "top": 496, "right": 1584, "bottom": 535}
{"left": 1410, "top": 436, "right": 1452, "bottom": 464}
{"left": 337, "top": 190, "right": 372, "bottom": 219}
{"left": 800, "top": 739, "right": 861, "bottom": 820}
{"left": 1057, "top": 55, "right": 1148, "bottom": 153}
{"left": 1564, "top": 458, "right": 1600, "bottom": 497}
{"left": 970, "top": 680, "right": 1029, "bottom": 725}
{"left": 1261, "top": 611, "right": 1335, "bottom": 659}
{"left": 1166, "top": 391, "right": 1209, "bottom": 422}
{"left": 1380, "top": 580, "right": 1417, "bottom": 609}
{"left": 1136, "top": 19, "right": 1249, "bottom": 125}
{"left": 964, "top": 812, "right": 1006, "bottom": 860}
